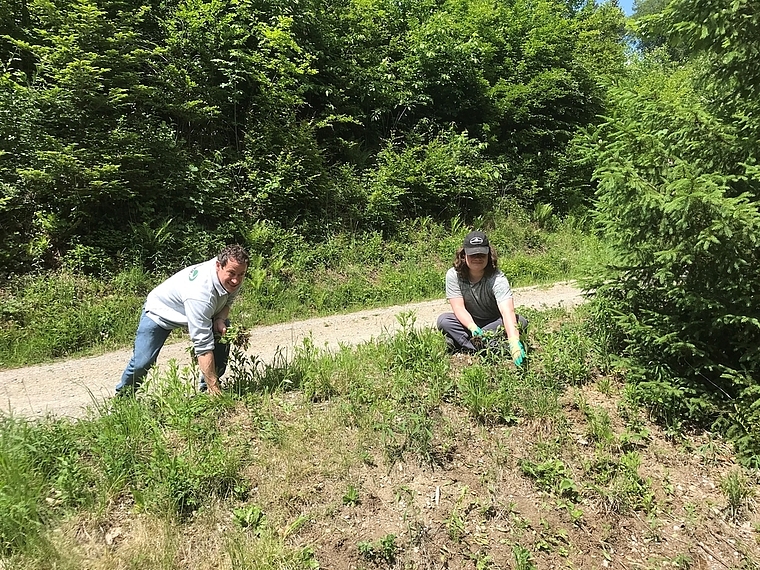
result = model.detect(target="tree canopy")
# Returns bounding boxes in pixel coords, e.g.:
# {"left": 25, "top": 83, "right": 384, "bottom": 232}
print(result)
{"left": 0, "top": 0, "right": 626, "bottom": 273}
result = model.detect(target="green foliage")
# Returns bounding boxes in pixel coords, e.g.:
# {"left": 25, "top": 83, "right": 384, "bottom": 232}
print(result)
{"left": 357, "top": 533, "right": 397, "bottom": 564}
{"left": 364, "top": 128, "right": 498, "bottom": 231}
{"left": 629, "top": 0, "right": 674, "bottom": 55}
{"left": 588, "top": 52, "right": 760, "bottom": 464}
{"left": 233, "top": 505, "right": 267, "bottom": 533}
{"left": 533, "top": 311, "right": 594, "bottom": 387}
{"left": 512, "top": 543, "right": 537, "bottom": 570}
{"left": 0, "top": 270, "right": 149, "bottom": 366}
{"left": 0, "top": 0, "right": 625, "bottom": 273}
{"left": 376, "top": 313, "right": 452, "bottom": 466}
{"left": 658, "top": 0, "right": 760, "bottom": 134}
{"left": 0, "top": 416, "right": 96, "bottom": 554}
{"left": 342, "top": 485, "right": 360, "bottom": 506}
{"left": 458, "top": 364, "right": 517, "bottom": 425}
{"left": 519, "top": 458, "right": 579, "bottom": 501}
{"left": 719, "top": 469, "right": 755, "bottom": 522}
{"left": 587, "top": 452, "right": 656, "bottom": 514}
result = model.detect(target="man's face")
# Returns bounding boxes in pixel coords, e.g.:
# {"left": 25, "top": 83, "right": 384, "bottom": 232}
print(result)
{"left": 216, "top": 259, "right": 247, "bottom": 293}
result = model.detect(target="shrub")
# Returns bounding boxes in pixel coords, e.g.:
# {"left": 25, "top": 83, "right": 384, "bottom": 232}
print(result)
{"left": 590, "top": 60, "right": 760, "bottom": 465}
{"left": 364, "top": 128, "right": 498, "bottom": 232}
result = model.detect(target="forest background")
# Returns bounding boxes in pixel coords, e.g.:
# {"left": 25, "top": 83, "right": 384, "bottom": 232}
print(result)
{"left": 1, "top": 0, "right": 760, "bottom": 566}
{"left": 1, "top": 0, "right": 759, "bottom": 471}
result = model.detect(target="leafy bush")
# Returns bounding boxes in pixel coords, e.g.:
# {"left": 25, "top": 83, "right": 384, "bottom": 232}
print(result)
{"left": 0, "top": 271, "right": 149, "bottom": 366}
{"left": 589, "top": 59, "right": 760, "bottom": 464}
{"left": 364, "top": 129, "right": 499, "bottom": 232}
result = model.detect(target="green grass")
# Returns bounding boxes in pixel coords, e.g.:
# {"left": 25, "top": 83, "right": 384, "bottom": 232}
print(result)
{"left": 0, "top": 208, "right": 610, "bottom": 369}
{"left": 2, "top": 306, "right": 757, "bottom": 569}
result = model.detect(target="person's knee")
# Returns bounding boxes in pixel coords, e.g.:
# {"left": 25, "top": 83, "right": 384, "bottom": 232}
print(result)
{"left": 129, "top": 357, "right": 156, "bottom": 379}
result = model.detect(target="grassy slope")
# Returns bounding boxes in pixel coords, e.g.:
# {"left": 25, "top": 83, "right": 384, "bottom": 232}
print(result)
{"left": 1, "top": 306, "right": 758, "bottom": 568}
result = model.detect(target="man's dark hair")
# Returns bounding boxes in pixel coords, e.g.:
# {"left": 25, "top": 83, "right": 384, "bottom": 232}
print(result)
{"left": 453, "top": 246, "right": 499, "bottom": 280}
{"left": 218, "top": 244, "right": 250, "bottom": 267}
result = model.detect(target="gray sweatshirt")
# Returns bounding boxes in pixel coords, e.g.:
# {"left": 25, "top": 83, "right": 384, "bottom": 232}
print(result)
{"left": 144, "top": 257, "right": 239, "bottom": 355}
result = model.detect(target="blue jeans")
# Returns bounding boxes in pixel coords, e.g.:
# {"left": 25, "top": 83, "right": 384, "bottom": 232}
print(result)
{"left": 436, "top": 313, "right": 528, "bottom": 353}
{"left": 116, "top": 311, "right": 230, "bottom": 395}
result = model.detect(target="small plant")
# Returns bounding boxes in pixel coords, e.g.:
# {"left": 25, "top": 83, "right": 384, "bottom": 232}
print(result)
{"left": 720, "top": 469, "right": 755, "bottom": 522}
{"left": 512, "top": 543, "right": 536, "bottom": 570}
{"left": 596, "top": 375, "right": 613, "bottom": 395}
{"left": 445, "top": 486, "right": 470, "bottom": 542}
{"left": 683, "top": 501, "right": 697, "bottom": 525}
{"left": 358, "top": 534, "right": 397, "bottom": 564}
{"left": 472, "top": 552, "right": 495, "bottom": 570}
{"left": 233, "top": 505, "right": 267, "bottom": 534}
{"left": 533, "top": 202, "right": 556, "bottom": 230}
{"left": 539, "top": 319, "right": 592, "bottom": 386}
{"left": 584, "top": 406, "right": 615, "bottom": 448}
{"left": 282, "top": 514, "right": 310, "bottom": 539}
{"left": 519, "top": 458, "right": 579, "bottom": 501}
{"left": 342, "top": 485, "right": 360, "bottom": 506}
{"left": 556, "top": 499, "right": 584, "bottom": 524}
{"left": 697, "top": 437, "right": 724, "bottom": 465}
{"left": 358, "top": 448, "right": 376, "bottom": 466}
{"left": 645, "top": 512, "right": 663, "bottom": 542}
{"left": 218, "top": 324, "right": 251, "bottom": 349}
{"left": 619, "top": 426, "right": 650, "bottom": 451}
{"left": 446, "top": 509, "right": 466, "bottom": 543}
{"left": 672, "top": 553, "right": 693, "bottom": 569}
{"left": 591, "top": 452, "right": 656, "bottom": 515}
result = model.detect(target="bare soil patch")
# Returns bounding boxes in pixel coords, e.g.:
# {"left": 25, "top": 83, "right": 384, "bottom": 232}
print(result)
{"left": 287, "top": 381, "right": 760, "bottom": 570}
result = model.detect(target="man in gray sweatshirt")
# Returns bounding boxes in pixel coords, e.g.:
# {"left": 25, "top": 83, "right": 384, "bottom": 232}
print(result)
{"left": 116, "top": 244, "right": 249, "bottom": 396}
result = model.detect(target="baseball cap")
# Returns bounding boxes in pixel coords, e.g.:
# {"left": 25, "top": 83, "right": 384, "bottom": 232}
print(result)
{"left": 463, "top": 230, "right": 490, "bottom": 255}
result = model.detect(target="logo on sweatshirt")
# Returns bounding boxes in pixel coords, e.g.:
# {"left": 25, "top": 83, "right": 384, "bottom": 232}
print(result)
{"left": 189, "top": 268, "right": 198, "bottom": 281}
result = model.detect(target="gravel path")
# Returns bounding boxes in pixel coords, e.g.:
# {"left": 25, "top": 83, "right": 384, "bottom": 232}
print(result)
{"left": 0, "top": 281, "right": 584, "bottom": 419}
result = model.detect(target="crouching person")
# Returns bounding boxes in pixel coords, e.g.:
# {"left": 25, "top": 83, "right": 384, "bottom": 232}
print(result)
{"left": 437, "top": 231, "right": 527, "bottom": 365}
{"left": 116, "top": 244, "right": 249, "bottom": 396}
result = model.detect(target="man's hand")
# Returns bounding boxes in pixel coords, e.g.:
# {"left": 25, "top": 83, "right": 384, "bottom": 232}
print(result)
{"left": 509, "top": 339, "right": 526, "bottom": 366}
{"left": 205, "top": 378, "right": 223, "bottom": 396}
{"left": 197, "top": 351, "right": 223, "bottom": 395}
{"left": 470, "top": 325, "right": 484, "bottom": 337}
{"left": 214, "top": 317, "right": 228, "bottom": 336}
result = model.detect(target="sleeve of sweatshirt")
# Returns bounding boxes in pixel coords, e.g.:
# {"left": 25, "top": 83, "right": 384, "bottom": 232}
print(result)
{"left": 185, "top": 298, "right": 216, "bottom": 355}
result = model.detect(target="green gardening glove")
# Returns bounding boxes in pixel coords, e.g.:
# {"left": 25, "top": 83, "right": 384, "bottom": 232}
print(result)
{"left": 470, "top": 326, "right": 484, "bottom": 337}
{"left": 509, "top": 339, "right": 526, "bottom": 366}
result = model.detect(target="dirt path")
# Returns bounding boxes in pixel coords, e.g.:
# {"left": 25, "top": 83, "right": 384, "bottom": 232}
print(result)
{"left": 0, "top": 281, "right": 584, "bottom": 419}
